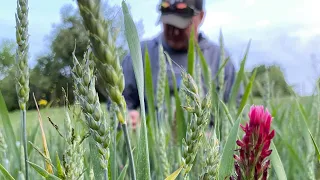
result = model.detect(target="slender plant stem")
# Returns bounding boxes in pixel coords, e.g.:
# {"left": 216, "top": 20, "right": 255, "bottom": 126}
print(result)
{"left": 122, "top": 123, "right": 136, "bottom": 180}
{"left": 21, "top": 109, "right": 28, "bottom": 180}
{"left": 104, "top": 167, "right": 108, "bottom": 180}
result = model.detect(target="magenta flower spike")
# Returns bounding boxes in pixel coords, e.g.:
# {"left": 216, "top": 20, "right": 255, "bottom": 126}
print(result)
{"left": 231, "top": 105, "right": 275, "bottom": 180}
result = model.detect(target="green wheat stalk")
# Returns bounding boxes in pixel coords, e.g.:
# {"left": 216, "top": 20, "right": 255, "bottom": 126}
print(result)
{"left": 200, "top": 134, "right": 220, "bottom": 180}
{"left": 62, "top": 110, "right": 85, "bottom": 180}
{"left": 72, "top": 48, "right": 111, "bottom": 180}
{"left": 180, "top": 70, "right": 212, "bottom": 179}
{"left": 157, "top": 44, "right": 170, "bottom": 178}
{"left": 0, "top": 130, "right": 8, "bottom": 170}
{"left": 76, "top": 1, "right": 136, "bottom": 179}
{"left": 15, "top": 0, "right": 30, "bottom": 178}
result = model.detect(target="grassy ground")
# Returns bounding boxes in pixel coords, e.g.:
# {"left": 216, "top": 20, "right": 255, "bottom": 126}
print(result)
{"left": 5, "top": 95, "right": 319, "bottom": 180}
{"left": 7, "top": 96, "right": 313, "bottom": 138}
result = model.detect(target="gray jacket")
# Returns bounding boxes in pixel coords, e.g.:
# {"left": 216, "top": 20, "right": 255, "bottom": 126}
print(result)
{"left": 121, "top": 32, "right": 242, "bottom": 111}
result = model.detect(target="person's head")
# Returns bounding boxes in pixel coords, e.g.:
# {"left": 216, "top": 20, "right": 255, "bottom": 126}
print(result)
{"left": 158, "top": 0, "right": 205, "bottom": 50}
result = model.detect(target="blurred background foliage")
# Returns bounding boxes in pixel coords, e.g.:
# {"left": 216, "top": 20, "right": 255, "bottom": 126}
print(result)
{"left": 0, "top": 2, "right": 145, "bottom": 111}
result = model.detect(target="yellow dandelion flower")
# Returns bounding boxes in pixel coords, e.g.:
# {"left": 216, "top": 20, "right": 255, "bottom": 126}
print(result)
{"left": 38, "top": 99, "right": 48, "bottom": 106}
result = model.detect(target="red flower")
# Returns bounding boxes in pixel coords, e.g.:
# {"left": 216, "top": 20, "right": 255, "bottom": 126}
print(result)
{"left": 231, "top": 105, "right": 275, "bottom": 180}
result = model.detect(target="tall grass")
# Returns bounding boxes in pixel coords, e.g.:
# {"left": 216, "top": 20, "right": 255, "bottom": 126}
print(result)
{"left": 0, "top": 0, "right": 320, "bottom": 180}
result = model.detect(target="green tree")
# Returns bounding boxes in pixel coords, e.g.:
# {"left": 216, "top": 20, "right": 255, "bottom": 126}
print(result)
{"left": 0, "top": 39, "right": 19, "bottom": 111}
{"left": 0, "top": 39, "right": 15, "bottom": 79}
{"left": 249, "top": 65, "right": 293, "bottom": 98}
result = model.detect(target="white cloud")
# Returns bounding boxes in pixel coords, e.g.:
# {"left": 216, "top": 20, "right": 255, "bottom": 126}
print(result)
{"left": 256, "top": 20, "right": 270, "bottom": 28}
{"left": 201, "top": 11, "right": 238, "bottom": 30}
{"left": 289, "top": 27, "right": 320, "bottom": 38}
{"left": 245, "top": 0, "right": 256, "bottom": 7}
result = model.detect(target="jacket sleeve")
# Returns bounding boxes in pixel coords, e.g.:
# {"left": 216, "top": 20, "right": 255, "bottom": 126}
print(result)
{"left": 121, "top": 53, "right": 140, "bottom": 110}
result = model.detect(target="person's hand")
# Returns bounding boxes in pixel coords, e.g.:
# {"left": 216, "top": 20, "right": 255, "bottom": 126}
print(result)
{"left": 128, "top": 110, "right": 140, "bottom": 130}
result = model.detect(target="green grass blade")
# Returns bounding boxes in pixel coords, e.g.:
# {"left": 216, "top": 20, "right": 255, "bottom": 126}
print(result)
{"left": 236, "top": 68, "right": 257, "bottom": 118}
{"left": 122, "top": 1, "right": 150, "bottom": 179}
{"left": 218, "top": 111, "right": 243, "bottom": 180}
{"left": 220, "top": 99, "right": 234, "bottom": 126}
{"left": 143, "top": 44, "right": 158, "bottom": 174}
{"left": 27, "top": 124, "right": 39, "bottom": 156}
{"left": 164, "top": 52, "right": 186, "bottom": 146}
{"left": 229, "top": 40, "right": 251, "bottom": 106}
{"left": 89, "top": 136, "right": 104, "bottom": 179}
{"left": 196, "top": 43, "right": 211, "bottom": 89}
{"left": 0, "top": 90, "right": 20, "bottom": 169}
{"left": 296, "top": 98, "right": 320, "bottom": 161}
{"left": 117, "top": 160, "right": 129, "bottom": 180}
{"left": 55, "top": 152, "right": 65, "bottom": 179}
{"left": 270, "top": 141, "right": 287, "bottom": 180}
{"left": 187, "top": 26, "right": 195, "bottom": 77}
{"left": 111, "top": 123, "right": 117, "bottom": 180}
{"left": 143, "top": 45, "right": 156, "bottom": 128}
{"left": 310, "top": 133, "right": 320, "bottom": 161}
{"left": 165, "top": 78, "right": 173, "bottom": 124}
{"left": 296, "top": 99, "right": 314, "bottom": 152}
{"left": 28, "top": 161, "right": 61, "bottom": 179}
{"left": 214, "top": 57, "right": 229, "bottom": 81}
{"left": 164, "top": 165, "right": 183, "bottom": 180}
{"left": 0, "top": 163, "right": 15, "bottom": 180}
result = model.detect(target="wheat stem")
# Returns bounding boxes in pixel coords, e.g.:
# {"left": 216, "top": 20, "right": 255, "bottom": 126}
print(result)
{"left": 22, "top": 110, "right": 28, "bottom": 179}
{"left": 72, "top": 48, "right": 110, "bottom": 180}
{"left": 15, "top": 0, "right": 30, "bottom": 178}
{"left": 76, "top": 1, "right": 136, "bottom": 179}
{"left": 122, "top": 123, "right": 136, "bottom": 180}
{"left": 180, "top": 70, "right": 212, "bottom": 178}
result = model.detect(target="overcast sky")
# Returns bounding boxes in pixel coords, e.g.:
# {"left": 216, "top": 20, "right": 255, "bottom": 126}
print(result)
{"left": 1, "top": 0, "right": 319, "bottom": 95}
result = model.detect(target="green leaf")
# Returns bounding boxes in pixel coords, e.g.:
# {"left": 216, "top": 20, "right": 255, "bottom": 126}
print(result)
{"left": 164, "top": 52, "right": 186, "bottom": 147}
{"left": 111, "top": 121, "right": 118, "bottom": 180}
{"left": 28, "top": 161, "right": 61, "bottom": 179}
{"left": 220, "top": 99, "right": 234, "bottom": 126}
{"left": 0, "top": 163, "right": 15, "bottom": 180}
{"left": 270, "top": 141, "right": 287, "bottom": 180}
{"left": 196, "top": 43, "right": 211, "bottom": 90}
{"left": 218, "top": 110, "right": 242, "bottom": 180}
{"left": 143, "top": 45, "right": 156, "bottom": 129}
{"left": 310, "top": 133, "right": 320, "bottom": 162}
{"left": 89, "top": 135, "right": 104, "bottom": 179}
{"left": 296, "top": 99, "right": 314, "bottom": 153}
{"left": 122, "top": 1, "right": 151, "bottom": 179}
{"left": 164, "top": 165, "right": 183, "bottom": 180}
{"left": 143, "top": 46, "right": 158, "bottom": 172}
{"left": 214, "top": 57, "right": 230, "bottom": 81}
{"left": 229, "top": 40, "right": 251, "bottom": 106}
{"left": 0, "top": 90, "right": 20, "bottom": 169}
{"left": 236, "top": 68, "right": 257, "bottom": 119}
{"left": 28, "top": 123, "right": 39, "bottom": 156}
{"left": 117, "top": 160, "right": 129, "bottom": 180}
{"left": 187, "top": 26, "right": 195, "bottom": 77}
{"left": 296, "top": 99, "right": 320, "bottom": 161}
{"left": 55, "top": 151, "right": 65, "bottom": 179}
{"left": 165, "top": 78, "right": 173, "bottom": 124}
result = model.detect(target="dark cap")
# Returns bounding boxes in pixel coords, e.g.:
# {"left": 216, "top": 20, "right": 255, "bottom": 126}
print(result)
{"left": 158, "top": 0, "right": 204, "bottom": 29}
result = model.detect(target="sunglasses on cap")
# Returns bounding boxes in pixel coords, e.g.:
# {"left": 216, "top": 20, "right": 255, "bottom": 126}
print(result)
{"left": 159, "top": 1, "right": 199, "bottom": 17}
